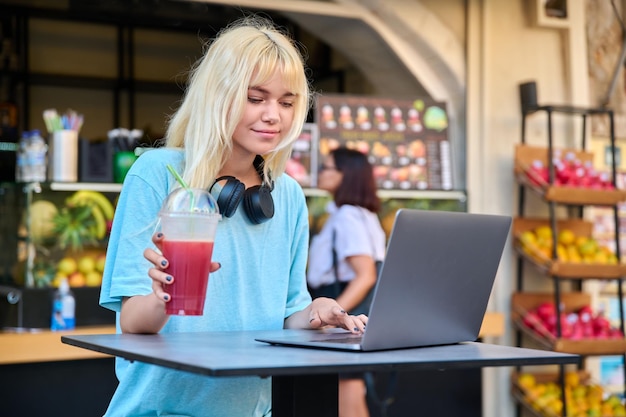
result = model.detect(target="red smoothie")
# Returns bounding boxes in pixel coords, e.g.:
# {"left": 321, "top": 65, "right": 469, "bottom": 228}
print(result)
{"left": 162, "top": 239, "right": 214, "bottom": 315}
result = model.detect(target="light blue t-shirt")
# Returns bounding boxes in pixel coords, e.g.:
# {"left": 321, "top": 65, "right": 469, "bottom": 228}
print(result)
{"left": 99, "top": 148, "right": 312, "bottom": 417}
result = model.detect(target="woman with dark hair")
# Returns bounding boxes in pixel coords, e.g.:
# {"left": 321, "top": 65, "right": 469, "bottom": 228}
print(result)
{"left": 307, "top": 146, "right": 386, "bottom": 417}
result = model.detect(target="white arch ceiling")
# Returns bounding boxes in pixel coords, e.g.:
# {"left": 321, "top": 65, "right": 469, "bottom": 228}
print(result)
{"left": 185, "top": 0, "right": 465, "bottom": 102}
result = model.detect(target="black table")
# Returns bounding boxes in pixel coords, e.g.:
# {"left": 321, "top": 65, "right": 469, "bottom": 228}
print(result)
{"left": 62, "top": 329, "right": 579, "bottom": 417}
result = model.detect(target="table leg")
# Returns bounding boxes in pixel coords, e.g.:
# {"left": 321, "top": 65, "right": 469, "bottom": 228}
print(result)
{"left": 272, "top": 373, "right": 338, "bottom": 417}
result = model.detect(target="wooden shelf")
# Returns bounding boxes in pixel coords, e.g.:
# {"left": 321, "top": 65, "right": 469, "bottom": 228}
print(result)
{"left": 514, "top": 144, "right": 626, "bottom": 206}
{"left": 511, "top": 292, "right": 626, "bottom": 356}
{"left": 510, "top": 370, "right": 597, "bottom": 417}
{"left": 514, "top": 244, "right": 626, "bottom": 279}
{"left": 512, "top": 217, "right": 626, "bottom": 279}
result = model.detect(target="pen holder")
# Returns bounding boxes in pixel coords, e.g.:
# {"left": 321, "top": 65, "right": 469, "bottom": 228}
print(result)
{"left": 48, "top": 130, "right": 78, "bottom": 182}
{"left": 113, "top": 151, "right": 137, "bottom": 183}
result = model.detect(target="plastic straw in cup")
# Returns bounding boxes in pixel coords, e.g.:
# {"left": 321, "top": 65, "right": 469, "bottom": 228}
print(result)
{"left": 166, "top": 164, "right": 195, "bottom": 210}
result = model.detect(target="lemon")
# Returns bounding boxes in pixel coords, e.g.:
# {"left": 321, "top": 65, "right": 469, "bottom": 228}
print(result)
{"left": 565, "top": 371, "right": 580, "bottom": 388}
{"left": 535, "top": 225, "right": 553, "bottom": 240}
{"left": 57, "top": 257, "right": 78, "bottom": 275}
{"left": 85, "top": 271, "right": 103, "bottom": 287}
{"left": 517, "top": 373, "right": 536, "bottom": 390}
{"left": 77, "top": 256, "right": 96, "bottom": 274}
{"left": 558, "top": 229, "right": 576, "bottom": 245}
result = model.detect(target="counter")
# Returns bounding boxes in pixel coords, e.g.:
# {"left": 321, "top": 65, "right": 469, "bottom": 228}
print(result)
{"left": 0, "top": 325, "right": 115, "bottom": 364}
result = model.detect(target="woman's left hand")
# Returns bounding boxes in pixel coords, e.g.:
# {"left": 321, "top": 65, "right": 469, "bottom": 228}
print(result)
{"left": 306, "top": 297, "right": 367, "bottom": 333}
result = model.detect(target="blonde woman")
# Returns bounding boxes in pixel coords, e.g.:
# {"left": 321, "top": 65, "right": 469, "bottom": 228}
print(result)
{"left": 100, "top": 16, "right": 366, "bottom": 417}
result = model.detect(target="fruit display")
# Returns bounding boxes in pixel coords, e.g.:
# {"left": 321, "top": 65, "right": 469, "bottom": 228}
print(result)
{"left": 53, "top": 251, "right": 106, "bottom": 288}
{"left": 52, "top": 190, "right": 115, "bottom": 251}
{"left": 512, "top": 292, "right": 626, "bottom": 355}
{"left": 520, "top": 301, "right": 624, "bottom": 341}
{"left": 514, "top": 144, "right": 626, "bottom": 206}
{"left": 514, "top": 371, "right": 626, "bottom": 417}
{"left": 518, "top": 224, "right": 618, "bottom": 265}
{"left": 524, "top": 153, "right": 614, "bottom": 190}
{"left": 514, "top": 108, "right": 626, "bottom": 415}
{"left": 512, "top": 218, "right": 626, "bottom": 279}
{"left": 20, "top": 190, "right": 115, "bottom": 288}
{"left": 515, "top": 144, "right": 612, "bottom": 189}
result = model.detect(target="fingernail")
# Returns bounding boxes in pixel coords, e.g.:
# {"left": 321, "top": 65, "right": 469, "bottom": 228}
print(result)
{"left": 309, "top": 318, "right": 315, "bottom": 323}
{"left": 161, "top": 260, "right": 167, "bottom": 267}
{"left": 353, "top": 327, "right": 358, "bottom": 332}
{"left": 163, "top": 294, "right": 169, "bottom": 301}
{"left": 217, "top": 263, "right": 222, "bottom": 268}
{"left": 157, "top": 233, "right": 163, "bottom": 238}
{"left": 165, "top": 276, "right": 172, "bottom": 282}
{"left": 340, "top": 310, "right": 346, "bottom": 314}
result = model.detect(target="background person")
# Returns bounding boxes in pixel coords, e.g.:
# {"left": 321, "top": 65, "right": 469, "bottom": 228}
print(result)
{"left": 307, "top": 146, "right": 387, "bottom": 417}
{"left": 99, "top": 17, "right": 366, "bottom": 417}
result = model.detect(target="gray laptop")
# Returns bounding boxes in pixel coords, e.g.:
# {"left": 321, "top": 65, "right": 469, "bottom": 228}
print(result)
{"left": 256, "top": 208, "right": 512, "bottom": 351}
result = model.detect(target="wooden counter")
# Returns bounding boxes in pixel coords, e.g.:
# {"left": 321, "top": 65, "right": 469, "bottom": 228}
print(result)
{"left": 0, "top": 325, "right": 116, "bottom": 365}
{"left": 0, "top": 313, "right": 505, "bottom": 365}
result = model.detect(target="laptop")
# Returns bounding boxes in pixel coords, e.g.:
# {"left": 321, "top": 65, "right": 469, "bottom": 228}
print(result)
{"left": 256, "top": 208, "right": 512, "bottom": 351}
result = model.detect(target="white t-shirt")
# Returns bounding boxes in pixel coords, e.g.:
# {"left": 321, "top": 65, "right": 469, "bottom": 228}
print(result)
{"left": 307, "top": 202, "right": 386, "bottom": 289}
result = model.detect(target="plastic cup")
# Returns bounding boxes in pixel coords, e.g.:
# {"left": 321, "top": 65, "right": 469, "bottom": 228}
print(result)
{"left": 158, "top": 188, "right": 221, "bottom": 315}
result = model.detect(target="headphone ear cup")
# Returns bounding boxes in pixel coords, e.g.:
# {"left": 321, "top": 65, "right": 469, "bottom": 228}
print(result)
{"left": 243, "top": 185, "right": 275, "bottom": 224}
{"left": 217, "top": 178, "right": 245, "bottom": 218}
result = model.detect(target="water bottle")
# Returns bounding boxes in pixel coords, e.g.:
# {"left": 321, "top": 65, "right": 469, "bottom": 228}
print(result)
{"left": 15, "top": 130, "right": 31, "bottom": 182}
{"left": 51, "top": 278, "right": 76, "bottom": 331}
{"left": 28, "top": 129, "right": 47, "bottom": 182}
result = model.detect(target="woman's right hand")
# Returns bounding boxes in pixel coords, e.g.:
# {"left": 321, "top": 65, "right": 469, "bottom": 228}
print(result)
{"left": 143, "top": 232, "right": 221, "bottom": 303}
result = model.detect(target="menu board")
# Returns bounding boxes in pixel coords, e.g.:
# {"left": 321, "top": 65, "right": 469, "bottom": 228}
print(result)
{"left": 286, "top": 123, "right": 318, "bottom": 187}
{"left": 315, "top": 94, "right": 453, "bottom": 190}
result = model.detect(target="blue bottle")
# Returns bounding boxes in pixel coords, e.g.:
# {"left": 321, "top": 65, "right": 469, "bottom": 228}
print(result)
{"left": 51, "top": 278, "right": 76, "bottom": 331}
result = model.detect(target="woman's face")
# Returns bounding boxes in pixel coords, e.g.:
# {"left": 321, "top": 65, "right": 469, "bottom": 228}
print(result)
{"left": 317, "top": 154, "right": 343, "bottom": 194}
{"left": 232, "top": 69, "right": 296, "bottom": 158}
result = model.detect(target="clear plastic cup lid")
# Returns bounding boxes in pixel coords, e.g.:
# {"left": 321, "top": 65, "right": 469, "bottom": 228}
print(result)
{"left": 159, "top": 187, "right": 221, "bottom": 217}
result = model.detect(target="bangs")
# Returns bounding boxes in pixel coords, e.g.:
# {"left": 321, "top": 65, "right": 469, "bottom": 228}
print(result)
{"left": 249, "top": 46, "right": 304, "bottom": 95}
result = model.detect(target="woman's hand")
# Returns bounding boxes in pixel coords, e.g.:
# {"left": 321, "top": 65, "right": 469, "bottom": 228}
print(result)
{"left": 144, "top": 232, "right": 221, "bottom": 303}
{"left": 285, "top": 297, "right": 368, "bottom": 334}
{"left": 120, "top": 232, "right": 221, "bottom": 334}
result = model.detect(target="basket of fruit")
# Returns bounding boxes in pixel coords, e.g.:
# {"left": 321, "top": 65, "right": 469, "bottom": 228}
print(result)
{"left": 511, "top": 292, "right": 626, "bottom": 355}
{"left": 512, "top": 370, "right": 625, "bottom": 417}
{"left": 514, "top": 144, "right": 626, "bottom": 205}
{"left": 513, "top": 217, "right": 626, "bottom": 279}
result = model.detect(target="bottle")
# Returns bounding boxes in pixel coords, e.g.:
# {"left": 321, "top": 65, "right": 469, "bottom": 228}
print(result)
{"left": 51, "top": 278, "right": 76, "bottom": 331}
{"left": 15, "top": 130, "right": 30, "bottom": 182}
{"left": 27, "top": 129, "right": 47, "bottom": 183}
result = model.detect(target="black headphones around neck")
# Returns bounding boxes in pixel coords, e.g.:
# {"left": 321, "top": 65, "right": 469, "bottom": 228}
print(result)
{"left": 210, "top": 155, "right": 275, "bottom": 224}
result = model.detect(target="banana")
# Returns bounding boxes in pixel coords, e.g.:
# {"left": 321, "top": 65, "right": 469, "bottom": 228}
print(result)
{"left": 89, "top": 203, "right": 108, "bottom": 240}
{"left": 68, "top": 190, "right": 115, "bottom": 220}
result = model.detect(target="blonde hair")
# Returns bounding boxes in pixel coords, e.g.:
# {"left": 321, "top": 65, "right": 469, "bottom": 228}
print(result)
{"left": 165, "top": 16, "right": 312, "bottom": 189}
